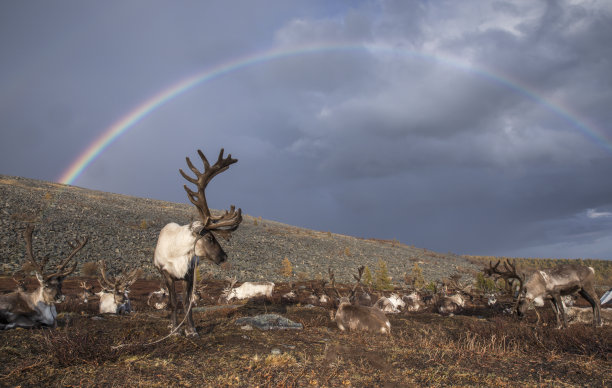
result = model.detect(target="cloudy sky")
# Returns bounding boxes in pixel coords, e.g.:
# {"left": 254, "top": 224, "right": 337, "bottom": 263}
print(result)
{"left": 1, "top": 1, "right": 611, "bottom": 260}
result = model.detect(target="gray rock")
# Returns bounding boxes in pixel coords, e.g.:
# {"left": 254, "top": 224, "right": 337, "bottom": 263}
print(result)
{"left": 235, "top": 314, "right": 303, "bottom": 330}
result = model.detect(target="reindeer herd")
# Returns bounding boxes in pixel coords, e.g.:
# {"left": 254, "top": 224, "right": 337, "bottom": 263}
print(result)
{"left": 1, "top": 149, "right": 609, "bottom": 337}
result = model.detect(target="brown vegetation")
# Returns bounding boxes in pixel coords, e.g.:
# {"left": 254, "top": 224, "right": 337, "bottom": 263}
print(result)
{"left": 1, "top": 276, "right": 610, "bottom": 387}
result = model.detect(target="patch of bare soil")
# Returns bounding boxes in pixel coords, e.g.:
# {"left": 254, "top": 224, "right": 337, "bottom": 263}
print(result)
{"left": 1, "top": 277, "right": 610, "bottom": 387}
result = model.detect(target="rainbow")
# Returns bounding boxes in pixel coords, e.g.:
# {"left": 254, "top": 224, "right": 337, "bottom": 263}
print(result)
{"left": 58, "top": 43, "right": 612, "bottom": 185}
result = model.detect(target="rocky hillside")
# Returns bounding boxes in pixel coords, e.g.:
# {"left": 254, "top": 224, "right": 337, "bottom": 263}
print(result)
{"left": 0, "top": 175, "right": 479, "bottom": 283}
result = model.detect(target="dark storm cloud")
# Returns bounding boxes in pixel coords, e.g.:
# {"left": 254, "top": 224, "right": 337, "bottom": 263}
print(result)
{"left": 1, "top": 1, "right": 611, "bottom": 260}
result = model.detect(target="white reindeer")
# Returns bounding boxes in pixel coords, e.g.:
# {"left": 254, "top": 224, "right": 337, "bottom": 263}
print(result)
{"left": 96, "top": 261, "right": 139, "bottom": 314}
{"left": 147, "top": 286, "right": 169, "bottom": 310}
{"left": 220, "top": 277, "right": 274, "bottom": 303}
{"left": 402, "top": 292, "right": 424, "bottom": 312}
{"left": 153, "top": 149, "right": 242, "bottom": 337}
{"left": 373, "top": 293, "right": 405, "bottom": 313}
{"left": 436, "top": 293, "right": 466, "bottom": 315}
{"left": 0, "top": 226, "right": 86, "bottom": 329}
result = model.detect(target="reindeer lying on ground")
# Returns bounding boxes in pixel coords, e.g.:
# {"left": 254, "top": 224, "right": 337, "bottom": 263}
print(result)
{"left": 79, "top": 281, "right": 95, "bottom": 304}
{"left": 154, "top": 149, "right": 242, "bottom": 337}
{"left": 219, "top": 277, "right": 274, "bottom": 303}
{"left": 96, "top": 261, "right": 139, "bottom": 314}
{"left": 0, "top": 225, "right": 87, "bottom": 329}
{"left": 374, "top": 294, "right": 405, "bottom": 313}
{"left": 147, "top": 286, "right": 169, "bottom": 310}
{"left": 402, "top": 292, "right": 425, "bottom": 312}
{"left": 329, "top": 267, "right": 391, "bottom": 334}
{"left": 486, "top": 260, "right": 602, "bottom": 328}
{"left": 435, "top": 293, "right": 466, "bottom": 315}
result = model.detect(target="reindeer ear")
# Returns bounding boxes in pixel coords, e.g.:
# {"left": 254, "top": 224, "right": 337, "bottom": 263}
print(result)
{"left": 190, "top": 222, "right": 207, "bottom": 236}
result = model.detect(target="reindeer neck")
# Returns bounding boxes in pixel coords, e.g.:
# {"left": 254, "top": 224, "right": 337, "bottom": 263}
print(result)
{"left": 20, "top": 286, "right": 46, "bottom": 309}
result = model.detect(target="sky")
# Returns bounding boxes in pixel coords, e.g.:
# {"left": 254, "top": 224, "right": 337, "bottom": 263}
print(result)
{"left": 1, "top": 0, "right": 611, "bottom": 260}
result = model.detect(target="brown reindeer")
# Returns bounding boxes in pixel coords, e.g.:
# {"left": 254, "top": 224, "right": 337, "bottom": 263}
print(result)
{"left": 0, "top": 225, "right": 87, "bottom": 329}
{"left": 329, "top": 267, "right": 391, "bottom": 334}
{"left": 487, "top": 260, "right": 602, "bottom": 328}
{"left": 79, "top": 281, "right": 96, "bottom": 303}
{"left": 153, "top": 149, "right": 242, "bottom": 336}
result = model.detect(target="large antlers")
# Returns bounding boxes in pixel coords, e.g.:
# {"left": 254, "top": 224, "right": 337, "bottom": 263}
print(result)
{"left": 484, "top": 259, "right": 525, "bottom": 293}
{"left": 179, "top": 149, "right": 242, "bottom": 235}
{"left": 328, "top": 266, "right": 365, "bottom": 302}
{"left": 23, "top": 225, "right": 87, "bottom": 281}
{"left": 98, "top": 260, "right": 140, "bottom": 292}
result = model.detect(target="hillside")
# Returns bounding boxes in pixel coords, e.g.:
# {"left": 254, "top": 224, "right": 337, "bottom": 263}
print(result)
{"left": 0, "top": 175, "right": 478, "bottom": 283}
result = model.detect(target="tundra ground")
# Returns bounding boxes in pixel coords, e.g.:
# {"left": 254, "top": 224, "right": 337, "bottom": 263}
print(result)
{"left": 1, "top": 277, "right": 610, "bottom": 387}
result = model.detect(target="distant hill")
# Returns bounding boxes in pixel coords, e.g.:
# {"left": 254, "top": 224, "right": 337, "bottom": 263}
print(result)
{"left": 0, "top": 175, "right": 479, "bottom": 283}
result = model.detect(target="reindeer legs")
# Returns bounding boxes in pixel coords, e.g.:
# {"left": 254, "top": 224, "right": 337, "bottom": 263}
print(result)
{"left": 182, "top": 261, "right": 198, "bottom": 337}
{"left": 162, "top": 271, "right": 179, "bottom": 332}
{"left": 578, "top": 287, "right": 602, "bottom": 327}
{"left": 550, "top": 293, "right": 568, "bottom": 329}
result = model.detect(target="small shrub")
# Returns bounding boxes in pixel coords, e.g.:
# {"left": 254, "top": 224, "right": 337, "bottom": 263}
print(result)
{"left": 81, "top": 261, "right": 99, "bottom": 277}
{"left": 425, "top": 281, "right": 437, "bottom": 293}
{"left": 139, "top": 220, "right": 148, "bottom": 229}
{"left": 281, "top": 257, "right": 293, "bottom": 277}
{"left": 42, "top": 327, "right": 119, "bottom": 367}
{"left": 475, "top": 272, "right": 497, "bottom": 293}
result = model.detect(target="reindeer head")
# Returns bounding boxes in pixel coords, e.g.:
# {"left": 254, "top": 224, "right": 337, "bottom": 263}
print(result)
{"left": 516, "top": 273, "right": 547, "bottom": 318}
{"left": 97, "top": 260, "right": 140, "bottom": 306}
{"left": 79, "top": 281, "right": 95, "bottom": 303}
{"left": 219, "top": 276, "right": 238, "bottom": 303}
{"left": 23, "top": 225, "right": 87, "bottom": 304}
{"left": 181, "top": 149, "right": 242, "bottom": 265}
{"left": 189, "top": 221, "right": 226, "bottom": 265}
{"left": 485, "top": 259, "right": 526, "bottom": 316}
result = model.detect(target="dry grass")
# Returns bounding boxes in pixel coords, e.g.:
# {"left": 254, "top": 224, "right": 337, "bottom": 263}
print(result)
{"left": 1, "top": 278, "right": 611, "bottom": 387}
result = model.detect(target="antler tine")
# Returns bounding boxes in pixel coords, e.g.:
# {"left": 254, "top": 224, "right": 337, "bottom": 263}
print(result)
{"left": 349, "top": 265, "right": 365, "bottom": 299}
{"left": 23, "top": 225, "right": 45, "bottom": 276}
{"left": 328, "top": 268, "right": 342, "bottom": 299}
{"left": 125, "top": 268, "right": 141, "bottom": 288}
{"left": 180, "top": 148, "right": 241, "bottom": 229}
{"left": 98, "top": 261, "right": 115, "bottom": 290}
{"left": 224, "top": 276, "right": 237, "bottom": 288}
{"left": 45, "top": 236, "right": 88, "bottom": 280}
{"left": 12, "top": 271, "right": 27, "bottom": 291}
{"left": 484, "top": 260, "right": 500, "bottom": 277}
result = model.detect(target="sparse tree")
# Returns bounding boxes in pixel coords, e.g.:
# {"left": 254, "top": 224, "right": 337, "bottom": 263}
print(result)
{"left": 412, "top": 262, "right": 425, "bottom": 289}
{"left": 375, "top": 260, "right": 393, "bottom": 291}
{"left": 281, "top": 257, "right": 293, "bottom": 277}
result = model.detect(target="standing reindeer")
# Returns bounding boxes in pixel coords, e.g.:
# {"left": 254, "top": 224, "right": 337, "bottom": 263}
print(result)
{"left": 329, "top": 267, "right": 391, "bottom": 334}
{"left": 154, "top": 149, "right": 242, "bottom": 337}
{"left": 486, "top": 260, "right": 602, "bottom": 328}
{"left": 96, "top": 261, "right": 140, "bottom": 314}
{"left": 0, "top": 225, "right": 87, "bottom": 329}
